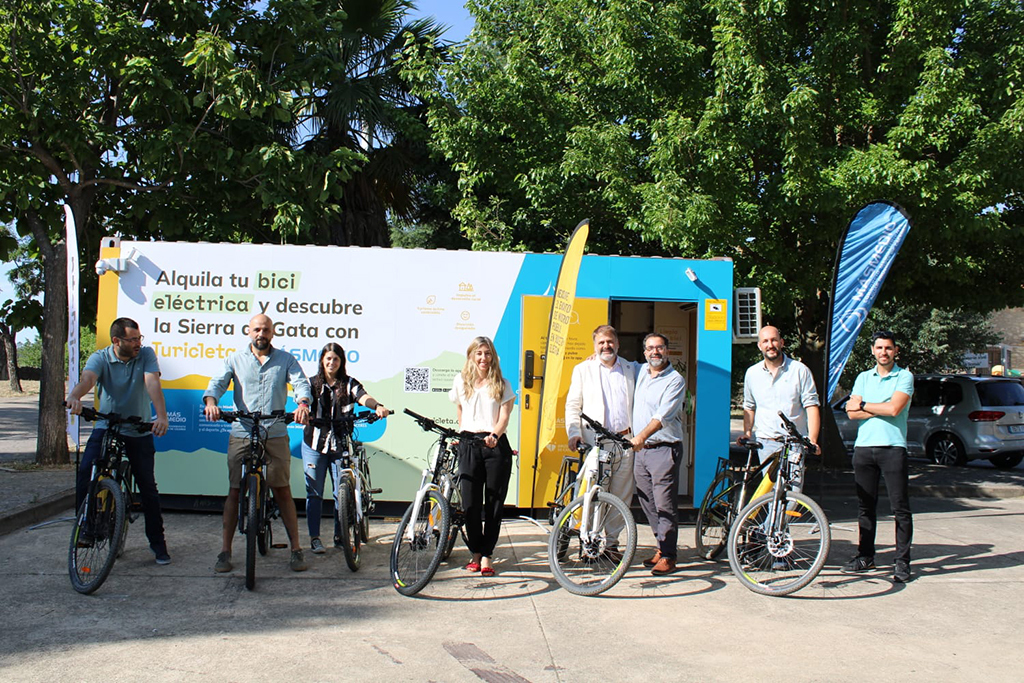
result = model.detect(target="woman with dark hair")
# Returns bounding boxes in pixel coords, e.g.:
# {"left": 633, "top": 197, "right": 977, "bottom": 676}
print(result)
{"left": 449, "top": 336, "right": 516, "bottom": 577}
{"left": 302, "top": 343, "right": 388, "bottom": 554}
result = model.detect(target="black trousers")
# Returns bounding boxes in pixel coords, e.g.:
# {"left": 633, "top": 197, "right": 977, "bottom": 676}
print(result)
{"left": 852, "top": 446, "right": 913, "bottom": 564}
{"left": 458, "top": 434, "right": 513, "bottom": 557}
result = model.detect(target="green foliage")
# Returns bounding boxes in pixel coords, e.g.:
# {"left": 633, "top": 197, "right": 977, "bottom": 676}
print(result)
{"left": 17, "top": 327, "right": 95, "bottom": 373}
{"left": 418, "top": 0, "right": 1024, "bottom": 353}
{"left": 840, "top": 301, "right": 1001, "bottom": 385}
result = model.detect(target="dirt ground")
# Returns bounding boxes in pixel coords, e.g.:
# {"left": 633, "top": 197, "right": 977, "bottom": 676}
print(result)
{"left": 0, "top": 379, "right": 40, "bottom": 399}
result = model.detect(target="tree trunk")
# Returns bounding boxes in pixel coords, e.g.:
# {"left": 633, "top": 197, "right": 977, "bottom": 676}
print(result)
{"left": 0, "top": 323, "right": 22, "bottom": 392}
{"left": 794, "top": 290, "right": 848, "bottom": 470}
{"left": 27, "top": 210, "right": 70, "bottom": 465}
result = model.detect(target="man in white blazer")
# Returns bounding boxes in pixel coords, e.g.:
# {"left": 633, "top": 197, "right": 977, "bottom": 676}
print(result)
{"left": 565, "top": 325, "right": 638, "bottom": 556}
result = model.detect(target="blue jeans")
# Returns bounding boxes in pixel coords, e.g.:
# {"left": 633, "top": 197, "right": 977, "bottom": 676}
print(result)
{"left": 76, "top": 429, "right": 166, "bottom": 549}
{"left": 301, "top": 442, "right": 341, "bottom": 540}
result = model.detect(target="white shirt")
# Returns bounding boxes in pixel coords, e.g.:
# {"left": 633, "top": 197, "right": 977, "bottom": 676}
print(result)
{"left": 449, "top": 375, "right": 515, "bottom": 432}
{"left": 742, "top": 355, "right": 819, "bottom": 440}
{"left": 599, "top": 361, "right": 630, "bottom": 433}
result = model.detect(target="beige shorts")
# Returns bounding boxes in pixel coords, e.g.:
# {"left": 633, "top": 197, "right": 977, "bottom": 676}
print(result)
{"left": 227, "top": 435, "right": 292, "bottom": 489}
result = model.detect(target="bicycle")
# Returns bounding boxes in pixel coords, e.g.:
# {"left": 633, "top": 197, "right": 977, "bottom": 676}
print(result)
{"left": 547, "top": 412, "right": 638, "bottom": 596}
{"left": 68, "top": 405, "right": 148, "bottom": 594}
{"left": 307, "top": 410, "right": 388, "bottom": 572}
{"left": 390, "top": 408, "right": 478, "bottom": 596}
{"left": 725, "top": 411, "right": 831, "bottom": 596}
{"left": 694, "top": 436, "right": 774, "bottom": 561}
{"left": 217, "top": 409, "right": 292, "bottom": 591}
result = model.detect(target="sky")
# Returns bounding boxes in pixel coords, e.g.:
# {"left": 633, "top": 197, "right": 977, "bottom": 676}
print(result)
{"left": 0, "top": 1, "right": 476, "bottom": 342}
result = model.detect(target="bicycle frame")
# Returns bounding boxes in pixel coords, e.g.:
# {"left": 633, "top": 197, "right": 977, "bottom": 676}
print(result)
{"left": 405, "top": 434, "right": 457, "bottom": 542}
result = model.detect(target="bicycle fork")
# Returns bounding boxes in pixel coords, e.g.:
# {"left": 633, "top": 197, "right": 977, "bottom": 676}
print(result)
{"left": 405, "top": 468, "right": 441, "bottom": 542}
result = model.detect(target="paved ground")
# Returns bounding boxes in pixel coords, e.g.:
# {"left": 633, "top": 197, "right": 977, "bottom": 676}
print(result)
{"left": 2, "top": 396, "right": 1023, "bottom": 681}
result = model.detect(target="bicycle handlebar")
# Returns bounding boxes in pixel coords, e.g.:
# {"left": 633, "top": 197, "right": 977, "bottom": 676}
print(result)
{"left": 66, "top": 403, "right": 153, "bottom": 432}
{"left": 777, "top": 411, "right": 815, "bottom": 451}
{"left": 403, "top": 408, "right": 486, "bottom": 444}
{"left": 579, "top": 412, "right": 633, "bottom": 449}
{"left": 307, "top": 411, "right": 389, "bottom": 431}
{"left": 217, "top": 409, "right": 294, "bottom": 426}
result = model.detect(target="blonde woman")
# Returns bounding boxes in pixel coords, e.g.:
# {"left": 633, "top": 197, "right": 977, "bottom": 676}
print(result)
{"left": 449, "top": 336, "right": 516, "bottom": 577}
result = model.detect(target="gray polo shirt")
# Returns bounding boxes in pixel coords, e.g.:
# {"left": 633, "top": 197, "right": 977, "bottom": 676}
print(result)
{"left": 632, "top": 363, "right": 686, "bottom": 445}
{"left": 742, "top": 355, "right": 819, "bottom": 440}
{"left": 203, "top": 346, "right": 311, "bottom": 439}
{"left": 84, "top": 345, "right": 160, "bottom": 437}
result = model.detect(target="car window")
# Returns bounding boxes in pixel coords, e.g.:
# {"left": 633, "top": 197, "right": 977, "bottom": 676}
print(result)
{"left": 976, "top": 381, "right": 1024, "bottom": 407}
{"left": 939, "top": 381, "right": 962, "bottom": 406}
{"left": 912, "top": 380, "right": 941, "bottom": 407}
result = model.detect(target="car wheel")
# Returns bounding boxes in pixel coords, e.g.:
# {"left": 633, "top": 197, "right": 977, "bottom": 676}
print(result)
{"left": 989, "top": 454, "right": 1024, "bottom": 470}
{"left": 929, "top": 433, "right": 966, "bottom": 466}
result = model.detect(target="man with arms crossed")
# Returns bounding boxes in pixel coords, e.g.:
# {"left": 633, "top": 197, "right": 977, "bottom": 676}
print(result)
{"left": 740, "top": 326, "right": 821, "bottom": 481}
{"left": 565, "top": 325, "right": 637, "bottom": 560}
{"left": 842, "top": 330, "right": 915, "bottom": 583}
{"left": 631, "top": 332, "right": 686, "bottom": 575}
{"left": 66, "top": 317, "right": 171, "bottom": 564}
{"left": 204, "top": 314, "right": 312, "bottom": 573}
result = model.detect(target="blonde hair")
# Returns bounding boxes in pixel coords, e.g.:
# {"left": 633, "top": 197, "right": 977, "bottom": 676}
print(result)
{"left": 461, "top": 336, "right": 507, "bottom": 402}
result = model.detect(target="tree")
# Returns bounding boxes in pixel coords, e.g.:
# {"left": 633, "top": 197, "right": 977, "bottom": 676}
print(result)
{"left": 299, "top": 0, "right": 449, "bottom": 247}
{"left": 421, "top": 0, "right": 1024, "bottom": 367}
{"left": 0, "top": 1, "right": 369, "bottom": 463}
{"left": 840, "top": 301, "right": 1000, "bottom": 386}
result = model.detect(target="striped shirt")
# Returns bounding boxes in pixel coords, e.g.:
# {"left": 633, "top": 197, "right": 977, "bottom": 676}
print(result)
{"left": 302, "top": 375, "right": 367, "bottom": 453}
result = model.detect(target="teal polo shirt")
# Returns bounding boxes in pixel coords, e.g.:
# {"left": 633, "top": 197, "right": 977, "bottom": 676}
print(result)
{"left": 851, "top": 364, "right": 914, "bottom": 448}
{"left": 84, "top": 345, "right": 161, "bottom": 437}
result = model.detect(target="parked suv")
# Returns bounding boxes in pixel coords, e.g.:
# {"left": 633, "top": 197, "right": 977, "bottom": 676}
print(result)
{"left": 832, "top": 375, "right": 1024, "bottom": 469}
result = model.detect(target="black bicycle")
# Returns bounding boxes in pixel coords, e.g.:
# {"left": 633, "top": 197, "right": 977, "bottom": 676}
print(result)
{"left": 694, "top": 436, "right": 772, "bottom": 560}
{"left": 307, "top": 411, "right": 388, "bottom": 571}
{"left": 68, "top": 405, "right": 149, "bottom": 594}
{"left": 390, "top": 409, "right": 477, "bottom": 596}
{"left": 217, "top": 409, "right": 292, "bottom": 591}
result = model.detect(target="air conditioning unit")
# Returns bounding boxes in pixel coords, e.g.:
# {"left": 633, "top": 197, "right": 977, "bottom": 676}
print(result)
{"left": 733, "top": 287, "right": 761, "bottom": 343}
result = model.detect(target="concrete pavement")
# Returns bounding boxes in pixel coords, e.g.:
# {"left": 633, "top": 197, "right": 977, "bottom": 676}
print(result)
{"left": 1, "top": 496, "right": 1023, "bottom": 682}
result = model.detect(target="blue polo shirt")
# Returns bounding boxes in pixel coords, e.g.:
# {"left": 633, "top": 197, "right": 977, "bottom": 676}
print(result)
{"left": 632, "top": 363, "right": 686, "bottom": 444}
{"left": 83, "top": 345, "right": 161, "bottom": 437}
{"left": 852, "top": 365, "right": 914, "bottom": 448}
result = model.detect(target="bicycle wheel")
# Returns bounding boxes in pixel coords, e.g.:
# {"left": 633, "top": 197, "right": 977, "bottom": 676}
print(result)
{"left": 390, "top": 490, "right": 450, "bottom": 596}
{"left": 337, "top": 477, "right": 361, "bottom": 571}
{"left": 548, "top": 491, "right": 637, "bottom": 597}
{"left": 695, "top": 470, "right": 736, "bottom": 561}
{"left": 115, "top": 484, "right": 133, "bottom": 558}
{"left": 257, "top": 509, "right": 272, "bottom": 556}
{"left": 441, "top": 475, "right": 461, "bottom": 561}
{"left": 726, "top": 491, "right": 831, "bottom": 597}
{"left": 245, "top": 475, "right": 259, "bottom": 591}
{"left": 69, "top": 478, "right": 125, "bottom": 595}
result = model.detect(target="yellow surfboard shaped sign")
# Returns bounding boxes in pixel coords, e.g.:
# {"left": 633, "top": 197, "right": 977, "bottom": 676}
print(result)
{"left": 537, "top": 219, "right": 590, "bottom": 452}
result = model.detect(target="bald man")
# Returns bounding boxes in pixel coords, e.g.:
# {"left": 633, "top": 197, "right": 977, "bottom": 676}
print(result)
{"left": 740, "top": 326, "right": 820, "bottom": 465}
{"left": 204, "top": 314, "right": 312, "bottom": 574}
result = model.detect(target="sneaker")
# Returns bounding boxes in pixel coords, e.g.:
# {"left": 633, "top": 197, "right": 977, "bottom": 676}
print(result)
{"left": 310, "top": 537, "right": 326, "bottom": 554}
{"left": 151, "top": 542, "right": 172, "bottom": 565}
{"left": 214, "top": 551, "right": 232, "bottom": 573}
{"left": 893, "top": 561, "right": 912, "bottom": 583}
{"left": 841, "top": 556, "right": 875, "bottom": 574}
{"left": 290, "top": 549, "right": 308, "bottom": 572}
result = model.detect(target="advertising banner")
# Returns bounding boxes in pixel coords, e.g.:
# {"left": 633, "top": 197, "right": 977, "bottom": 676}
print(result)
{"left": 824, "top": 202, "right": 912, "bottom": 401}
{"left": 64, "top": 205, "right": 80, "bottom": 446}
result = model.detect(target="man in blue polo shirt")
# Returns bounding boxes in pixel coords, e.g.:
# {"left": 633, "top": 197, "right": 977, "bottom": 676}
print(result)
{"left": 842, "top": 330, "right": 915, "bottom": 583}
{"left": 66, "top": 317, "right": 171, "bottom": 564}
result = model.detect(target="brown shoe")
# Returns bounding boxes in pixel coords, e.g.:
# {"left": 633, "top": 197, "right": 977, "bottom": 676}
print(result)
{"left": 650, "top": 557, "right": 677, "bottom": 575}
{"left": 642, "top": 550, "right": 662, "bottom": 568}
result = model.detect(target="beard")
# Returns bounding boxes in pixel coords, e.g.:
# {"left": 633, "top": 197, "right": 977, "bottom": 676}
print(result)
{"left": 252, "top": 338, "right": 270, "bottom": 351}
{"left": 648, "top": 356, "right": 667, "bottom": 369}
{"left": 598, "top": 350, "right": 617, "bottom": 363}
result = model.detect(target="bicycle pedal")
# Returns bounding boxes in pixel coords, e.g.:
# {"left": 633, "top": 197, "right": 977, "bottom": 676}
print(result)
{"left": 369, "top": 488, "right": 383, "bottom": 494}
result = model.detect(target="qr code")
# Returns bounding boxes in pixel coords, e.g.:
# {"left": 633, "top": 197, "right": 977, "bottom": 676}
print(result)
{"left": 404, "top": 367, "right": 430, "bottom": 393}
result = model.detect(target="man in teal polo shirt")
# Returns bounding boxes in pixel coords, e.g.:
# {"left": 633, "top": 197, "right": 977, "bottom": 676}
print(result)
{"left": 842, "top": 330, "right": 915, "bottom": 583}
{"left": 66, "top": 317, "right": 171, "bottom": 564}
